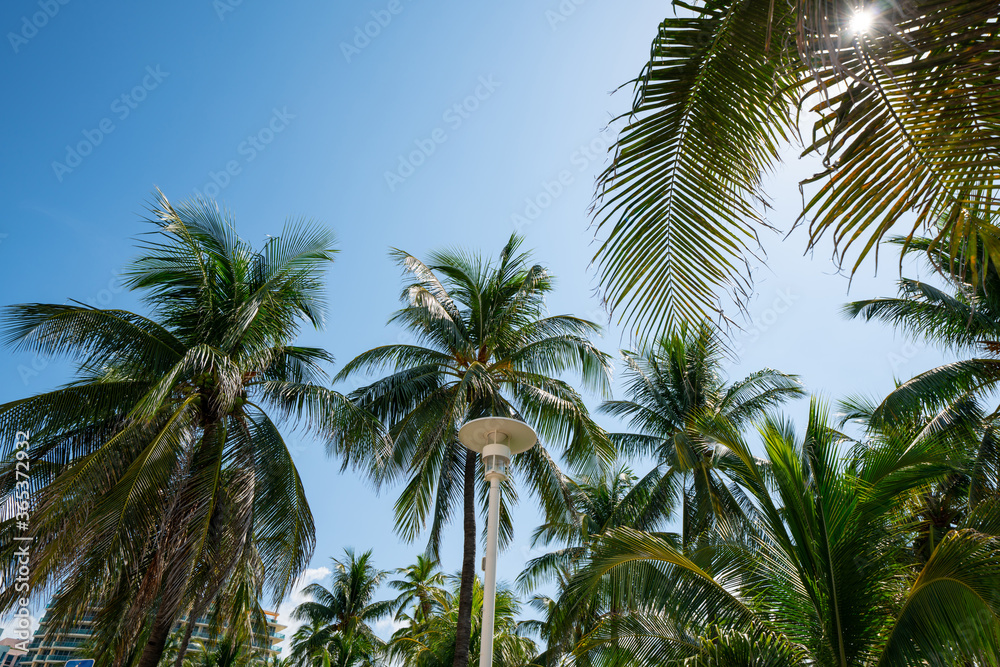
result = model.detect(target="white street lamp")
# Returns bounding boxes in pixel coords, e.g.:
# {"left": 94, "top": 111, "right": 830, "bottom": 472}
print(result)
{"left": 457, "top": 416, "right": 537, "bottom": 667}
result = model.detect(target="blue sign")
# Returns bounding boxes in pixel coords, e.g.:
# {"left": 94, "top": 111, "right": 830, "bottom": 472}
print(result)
{"left": 65, "top": 661, "right": 95, "bottom": 667}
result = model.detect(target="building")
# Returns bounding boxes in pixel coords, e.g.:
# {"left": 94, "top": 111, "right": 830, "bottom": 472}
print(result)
{"left": 0, "top": 639, "right": 27, "bottom": 667}
{"left": 21, "top": 605, "right": 285, "bottom": 666}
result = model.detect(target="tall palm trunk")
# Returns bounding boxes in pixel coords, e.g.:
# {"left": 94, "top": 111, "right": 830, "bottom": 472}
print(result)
{"left": 135, "top": 499, "right": 193, "bottom": 667}
{"left": 142, "top": 415, "right": 220, "bottom": 667}
{"left": 452, "top": 449, "right": 478, "bottom": 667}
{"left": 173, "top": 614, "right": 197, "bottom": 667}
{"left": 135, "top": 519, "right": 195, "bottom": 667}
{"left": 419, "top": 594, "right": 432, "bottom": 622}
{"left": 137, "top": 601, "right": 177, "bottom": 667}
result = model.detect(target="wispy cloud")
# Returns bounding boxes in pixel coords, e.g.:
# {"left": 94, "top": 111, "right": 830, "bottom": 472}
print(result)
{"left": 375, "top": 615, "right": 408, "bottom": 638}
{"left": 274, "top": 566, "right": 332, "bottom": 654}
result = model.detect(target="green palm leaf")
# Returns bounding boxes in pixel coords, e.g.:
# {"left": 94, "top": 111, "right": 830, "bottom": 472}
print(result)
{"left": 595, "top": 0, "right": 1000, "bottom": 337}
{"left": 593, "top": 0, "right": 797, "bottom": 336}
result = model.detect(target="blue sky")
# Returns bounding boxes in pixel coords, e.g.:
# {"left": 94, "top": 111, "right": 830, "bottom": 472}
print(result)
{"left": 0, "top": 0, "right": 953, "bottom": 651}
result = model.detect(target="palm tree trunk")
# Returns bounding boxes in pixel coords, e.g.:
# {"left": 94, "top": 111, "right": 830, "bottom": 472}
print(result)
{"left": 141, "top": 416, "right": 220, "bottom": 667}
{"left": 452, "top": 449, "right": 478, "bottom": 667}
{"left": 137, "top": 600, "right": 177, "bottom": 667}
{"left": 420, "top": 595, "right": 432, "bottom": 623}
{"left": 173, "top": 613, "right": 197, "bottom": 667}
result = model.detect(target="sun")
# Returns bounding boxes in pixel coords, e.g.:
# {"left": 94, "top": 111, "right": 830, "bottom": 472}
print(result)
{"left": 848, "top": 7, "right": 875, "bottom": 35}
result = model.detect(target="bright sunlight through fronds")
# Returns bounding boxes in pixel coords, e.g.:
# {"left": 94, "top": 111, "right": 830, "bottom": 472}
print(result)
{"left": 849, "top": 6, "right": 875, "bottom": 34}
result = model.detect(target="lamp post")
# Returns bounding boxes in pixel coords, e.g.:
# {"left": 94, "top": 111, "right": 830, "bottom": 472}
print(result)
{"left": 457, "top": 416, "right": 537, "bottom": 667}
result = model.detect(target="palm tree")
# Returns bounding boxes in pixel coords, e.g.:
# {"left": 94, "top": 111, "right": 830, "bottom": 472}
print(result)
{"left": 182, "top": 639, "right": 261, "bottom": 667}
{"left": 515, "top": 595, "right": 559, "bottom": 667}
{"left": 338, "top": 234, "right": 613, "bottom": 667}
{"left": 839, "top": 392, "right": 997, "bottom": 568}
{"left": 846, "top": 235, "right": 1000, "bottom": 425}
{"left": 290, "top": 549, "right": 393, "bottom": 667}
{"left": 565, "top": 399, "right": 1000, "bottom": 665}
{"left": 517, "top": 466, "right": 652, "bottom": 592}
{"left": 157, "top": 632, "right": 186, "bottom": 667}
{"left": 598, "top": 321, "right": 803, "bottom": 547}
{"left": 0, "top": 194, "right": 383, "bottom": 667}
{"left": 590, "top": 0, "right": 999, "bottom": 337}
{"left": 846, "top": 234, "right": 1000, "bottom": 570}
{"left": 387, "top": 575, "right": 536, "bottom": 667}
{"left": 516, "top": 466, "right": 658, "bottom": 665}
{"left": 289, "top": 619, "right": 338, "bottom": 667}
{"left": 390, "top": 555, "right": 447, "bottom": 623}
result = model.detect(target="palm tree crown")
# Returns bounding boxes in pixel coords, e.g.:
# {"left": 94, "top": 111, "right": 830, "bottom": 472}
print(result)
{"left": 390, "top": 555, "right": 447, "bottom": 624}
{"left": 847, "top": 235, "right": 1000, "bottom": 425}
{"left": 0, "top": 194, "right": 379, "bottom": 667}
{"left": 387, "top": 575, "right": 536, "bottom": 667}
{"left": 290, "top": 549, "right": 393, "bottom": 667}
{"left": 338, "top": 234, "right": 612, "bottom": 667}
{"left": 517, "top": 466, "right": 651, "bottom": 594}
{"left": 566, "top": 400, "right": 1000, "bottom": 666}
{"left": 516, "top": 466, "right": 657, "bottom": 665}
{"left": 599, "top": 321, "right": 803, "bottom": 546}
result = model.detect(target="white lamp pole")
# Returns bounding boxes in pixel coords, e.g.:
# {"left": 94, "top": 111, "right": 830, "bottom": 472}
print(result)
{"left": 457, "top": 417, "right": 537, "bottom": 667}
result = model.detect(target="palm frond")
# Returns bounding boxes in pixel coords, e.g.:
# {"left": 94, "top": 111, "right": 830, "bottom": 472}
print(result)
{"left": 592, "top": 0, "right": 797, "bottom": 336}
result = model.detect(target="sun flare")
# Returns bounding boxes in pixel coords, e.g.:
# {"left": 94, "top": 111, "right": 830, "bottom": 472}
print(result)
{"left": 848, "top": 7, "right": 875, "bottom": 34}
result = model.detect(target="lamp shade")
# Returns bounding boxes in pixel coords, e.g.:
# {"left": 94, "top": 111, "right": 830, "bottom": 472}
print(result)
{"left": 458, "top": 417, "right": 537, "bottom": 455}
